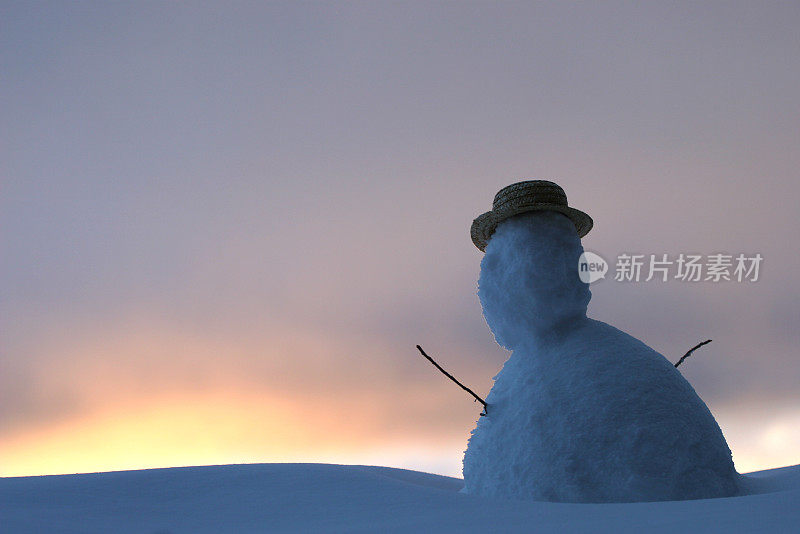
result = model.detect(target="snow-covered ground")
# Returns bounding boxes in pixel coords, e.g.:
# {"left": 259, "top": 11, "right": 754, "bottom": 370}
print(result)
{"left": 2, "top": 462, "right": 798, "bottom": 533}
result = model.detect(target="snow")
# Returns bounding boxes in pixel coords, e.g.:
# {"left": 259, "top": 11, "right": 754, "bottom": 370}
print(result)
{"left": 463, "top": 212, "right": 739, "bottom": 502}
{"left": 1, "top": 462, "right": 798, "bottom": 533}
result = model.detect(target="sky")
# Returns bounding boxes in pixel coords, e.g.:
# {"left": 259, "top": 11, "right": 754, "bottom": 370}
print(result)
{"left": 2, "top": 1, "right": 799, "bottom": 478}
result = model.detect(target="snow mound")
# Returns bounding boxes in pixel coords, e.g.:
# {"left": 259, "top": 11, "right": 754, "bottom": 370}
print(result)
{"left": 1, "top": 463, "right": 798, "bottom": 533}
{"left": 462, "top": 212, "right": 739, "bottom": 502}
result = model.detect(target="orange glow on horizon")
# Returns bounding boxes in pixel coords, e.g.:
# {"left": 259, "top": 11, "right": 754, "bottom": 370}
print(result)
{"left": 0, "top": 316, "right": 474, "bottom": 479}
{"left": 0, "top": 391, "right": 437, "bottom": 478}
{"left": 2, "top": 319, "right": 797, "bottom": 479}
{"left": 3, "top": 391, "right": 798, "bottom": 479}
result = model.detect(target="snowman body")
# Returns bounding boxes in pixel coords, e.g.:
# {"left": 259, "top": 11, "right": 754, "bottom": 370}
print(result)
{"left": 462, "top": 211, "right": 739, "bottom": 502}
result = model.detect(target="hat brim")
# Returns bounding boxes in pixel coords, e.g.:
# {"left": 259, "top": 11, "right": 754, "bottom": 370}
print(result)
{"left": 470, "top": 204, "right": 593, "bottom": 252}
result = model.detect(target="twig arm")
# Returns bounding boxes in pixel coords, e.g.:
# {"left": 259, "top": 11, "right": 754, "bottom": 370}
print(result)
{"left": 675, "top": 339, "right": 712, "bottom": 368}
{"left": 416, "top": 345, "right": 488, "bottom": 415}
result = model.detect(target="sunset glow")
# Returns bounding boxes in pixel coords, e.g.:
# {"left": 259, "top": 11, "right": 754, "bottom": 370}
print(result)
{"left": 3, "top": 2, "right": 799, "bottom": 480}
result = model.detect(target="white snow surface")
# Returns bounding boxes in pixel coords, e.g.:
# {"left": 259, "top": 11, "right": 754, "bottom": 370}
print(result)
{"left": 1, "top": 462, "right": 798, "bottom": 533}
{"left": 463, "top": 212, "right": 739, "bottom": 502}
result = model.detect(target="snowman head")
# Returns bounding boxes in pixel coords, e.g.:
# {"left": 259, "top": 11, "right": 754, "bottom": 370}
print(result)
{"left": 478, "top": 211, "right": 591, "bottom": 350}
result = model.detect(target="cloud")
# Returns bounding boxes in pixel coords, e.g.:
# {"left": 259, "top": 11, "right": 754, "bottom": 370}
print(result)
{"left": 3, "top": 1, "right": 799, "bottom": 477}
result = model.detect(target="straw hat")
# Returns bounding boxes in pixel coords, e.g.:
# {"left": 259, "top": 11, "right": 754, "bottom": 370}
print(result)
{"left": 471, "top": 180, "right": 593, "bottom": 251}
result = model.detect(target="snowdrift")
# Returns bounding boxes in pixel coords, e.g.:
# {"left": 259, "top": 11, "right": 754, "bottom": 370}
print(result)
{"left": 2, "top": 462, "right": 798, "bottom": 533}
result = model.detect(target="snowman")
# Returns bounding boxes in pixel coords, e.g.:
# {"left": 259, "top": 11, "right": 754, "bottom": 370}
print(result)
{"left": 462, "top": 180, "right": 739, "bottom": 502}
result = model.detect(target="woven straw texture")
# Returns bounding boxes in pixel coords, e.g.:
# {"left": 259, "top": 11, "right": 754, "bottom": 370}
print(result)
{"left": 471, "top": 180, "right": 592, "bottom": 251}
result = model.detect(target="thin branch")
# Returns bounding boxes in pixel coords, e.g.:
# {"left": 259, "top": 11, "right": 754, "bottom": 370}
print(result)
{"left": 674, "top": 339, "right": 712, "bottom": 368}
{"left": 416, "top": 345, "right": 488, "bottom": 416}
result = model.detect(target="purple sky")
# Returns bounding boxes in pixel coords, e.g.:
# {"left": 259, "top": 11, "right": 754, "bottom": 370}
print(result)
{"left": 2, "top": 2, "right": 798, "bottom": 476}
